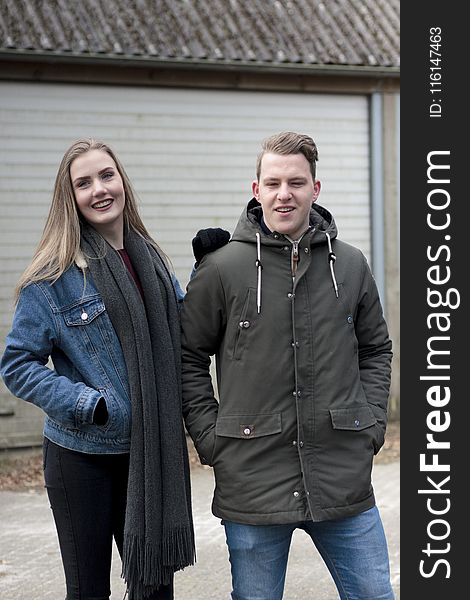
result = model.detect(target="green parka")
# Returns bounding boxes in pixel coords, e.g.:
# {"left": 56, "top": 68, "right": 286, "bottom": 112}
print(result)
{"left": 181, "top": 200, "right": 392, "bottom": 524}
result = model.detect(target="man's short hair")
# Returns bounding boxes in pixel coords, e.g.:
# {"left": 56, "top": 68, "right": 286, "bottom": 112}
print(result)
{"left": 256, "top": 131, "right": 319, "bottom": 180}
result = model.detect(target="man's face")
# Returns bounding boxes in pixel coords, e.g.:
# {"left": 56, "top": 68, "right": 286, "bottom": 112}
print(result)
{"left": 252, "top": 152, "right": 321, "bottom": 240}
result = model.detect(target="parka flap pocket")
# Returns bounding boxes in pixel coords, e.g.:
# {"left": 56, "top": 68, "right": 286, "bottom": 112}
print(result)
{"left": 216, "top": 413, "right": 282, "bottom": 439}
{"left": 63, "top": 298, "right": 106, "bottom": 326}
{"left": 329, "top": 405, "right": 377, "bottom": 431}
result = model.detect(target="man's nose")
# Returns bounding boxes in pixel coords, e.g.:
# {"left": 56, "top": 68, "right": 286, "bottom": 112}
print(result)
{"left": 277, "top": 184, "right": 292, "bottom": 200}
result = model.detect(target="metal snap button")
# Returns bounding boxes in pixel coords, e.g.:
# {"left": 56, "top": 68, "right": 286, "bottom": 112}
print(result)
{"left": 354, "top": 419, "right": 360, "bottom": 427}
{"left": 81, "top": 312, "right": 88, "bottom": 321}
{"left": 243, "top": 427, "right": 251, "bottom": 436}
{"left": 293, "top": 491, "right": 300, "bottom": 498}
{"left": 239, "top": 320, "right": 250, "bottom": 329}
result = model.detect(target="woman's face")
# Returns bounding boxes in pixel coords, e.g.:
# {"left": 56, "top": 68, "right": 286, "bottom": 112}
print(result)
{"left": 70, "top": 149, "right": 125, "bottom": 242}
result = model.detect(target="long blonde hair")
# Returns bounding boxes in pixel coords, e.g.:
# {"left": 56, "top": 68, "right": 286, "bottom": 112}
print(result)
{"left": 16, "top": 138, "right": 166, "bottom": 299}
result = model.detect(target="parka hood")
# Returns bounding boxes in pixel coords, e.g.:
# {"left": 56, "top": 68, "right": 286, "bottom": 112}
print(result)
{"left": 231, "top": 199, "right": 340, "bottom": 313}
{"left": 232, "top": 198, "right": 338, "bottom": 246}
{"left": 232, "top": 198, "right": 338, "bottom": 250}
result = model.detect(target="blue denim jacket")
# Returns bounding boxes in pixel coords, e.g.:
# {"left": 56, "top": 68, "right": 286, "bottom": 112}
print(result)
{"left": 0, "top": 265, "right": 184, "bottom": 454}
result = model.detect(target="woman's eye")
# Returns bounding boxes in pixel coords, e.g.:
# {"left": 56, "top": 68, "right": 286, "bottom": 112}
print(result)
{"left": 102, "top": 171, "right": 113, "bottom": 180}
{"left": 76, "top": 180, "right": 89, "bottom": 189}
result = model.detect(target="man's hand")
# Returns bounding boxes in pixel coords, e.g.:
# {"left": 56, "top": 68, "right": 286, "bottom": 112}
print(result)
{"left": 192, "top": 228, "right": 231, "bottom": 267}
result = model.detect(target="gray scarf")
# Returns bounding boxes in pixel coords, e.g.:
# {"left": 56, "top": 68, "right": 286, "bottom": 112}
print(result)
{"left": 80, "top": 223, "right": 195, "bottom": 598}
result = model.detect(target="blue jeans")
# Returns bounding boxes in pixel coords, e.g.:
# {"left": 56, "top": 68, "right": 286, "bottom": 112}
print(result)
{"left": 223, "top": 506, "right": 394, "bottom": 600}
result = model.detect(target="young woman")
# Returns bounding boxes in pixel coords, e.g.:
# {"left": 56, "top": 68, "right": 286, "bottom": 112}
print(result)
{"left": 0, "top": 139, "right": 195, "bottom": 600}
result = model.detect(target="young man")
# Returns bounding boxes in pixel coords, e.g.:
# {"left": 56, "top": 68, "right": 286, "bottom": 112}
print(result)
{"left": 181, "top": 132, "right": 394, "bottom": 600}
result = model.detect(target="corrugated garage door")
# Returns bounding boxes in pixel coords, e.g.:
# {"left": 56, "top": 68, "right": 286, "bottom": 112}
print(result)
{"left": 0, "top": 80, "right": 370, "bottom": 443}
{"left": 0, "top": 81, "right": 370, "bottom": 286}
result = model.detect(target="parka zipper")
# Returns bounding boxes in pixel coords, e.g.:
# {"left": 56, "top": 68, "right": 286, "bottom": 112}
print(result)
{"left": 291, "top": 240, "right": 299, "bottom": 283}
{"left": 286, "top": 228, "right": 311, "bottom": 287}
{"left": 287, "top": 228, "right": 316, "bottom": 518}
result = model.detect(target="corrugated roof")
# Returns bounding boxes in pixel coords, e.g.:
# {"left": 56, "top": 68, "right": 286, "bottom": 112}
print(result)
{"left": 0, "top": 0, "right": 399, "bottom": 71}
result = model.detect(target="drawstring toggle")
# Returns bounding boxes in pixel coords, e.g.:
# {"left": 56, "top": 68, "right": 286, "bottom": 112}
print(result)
{"left": 325, "top": 232, "right": 339, "bottom": 298}
{"left": 255, "top": 232, "right": 263, "bottom": 314}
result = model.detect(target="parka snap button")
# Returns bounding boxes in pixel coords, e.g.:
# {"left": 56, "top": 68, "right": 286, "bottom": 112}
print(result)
{"left": 347, "top": 315, "right": 353, "bottom": 324}
{"left": 239, "top": 320, "right": 250, "bottom": 329}
{"left": 354, "top": 419, "right": 360, "bottom": 427}
{"left": 243, "top": 427, "right": 252, "bottom": 436}
{"left": 292, "top": 440, "right": 297, "bottom": 446}
{"left": 299, "top": 441, "right": 304, "bottom": 448}
{"left": 287, "top": 293, "right": 293, "bottom": 299}
{"left": 304, "top": 248, "right": 309, "bottom": 253}
{"left": 293, "top": 491, "right": 300, "bottom": 498}
{"left": 81, "top": 312, "right": 88, "bottom": 321}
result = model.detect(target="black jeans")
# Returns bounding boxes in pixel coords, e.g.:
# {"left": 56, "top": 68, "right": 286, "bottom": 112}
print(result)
{"left": 43, "top": 438, "right": 173, "bottom": 600}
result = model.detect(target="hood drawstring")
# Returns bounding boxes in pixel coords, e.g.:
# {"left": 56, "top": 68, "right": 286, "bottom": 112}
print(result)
{"left": 254, "top": 230, "right": 338, "bottom": 311}
{"left": 325, "top": 232, "right": 339, "bottom": 298}
{"left": 255, "top": 232, "right": 263, "bottom": 313}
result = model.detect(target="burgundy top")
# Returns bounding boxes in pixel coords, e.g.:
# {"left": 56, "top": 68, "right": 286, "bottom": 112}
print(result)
{"left": 117, "top": 248, "right": 144, "bottom": 299}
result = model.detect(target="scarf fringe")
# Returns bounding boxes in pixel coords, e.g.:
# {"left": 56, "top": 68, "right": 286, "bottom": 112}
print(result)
{"left": 122, "top": 528, "right": 196, "bottom": 598}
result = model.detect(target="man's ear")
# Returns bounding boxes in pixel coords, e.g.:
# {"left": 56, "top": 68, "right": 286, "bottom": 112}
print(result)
{"left": 312, "top": 180, "right": 321, "bottom": 203}
{"left": 252, "top": 180, "right": 260, "bottom": 199}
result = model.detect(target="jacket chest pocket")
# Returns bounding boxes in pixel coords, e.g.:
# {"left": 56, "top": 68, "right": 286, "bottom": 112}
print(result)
{"left": 61, "top": 298, "right": 109, "bottom": 353}
{"left": 63, "top": 298, "right": 106, "bottom": 326}
{"left": 231, "top": 287, "right": 257, "bottom": 360}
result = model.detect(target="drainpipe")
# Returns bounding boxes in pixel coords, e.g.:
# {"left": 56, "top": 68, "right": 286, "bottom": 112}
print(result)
{"left": 370, "top": 92, "right": 386, "bottom": 311}
{"left": 396, "top": 94, "right": 400, "bottom": 263}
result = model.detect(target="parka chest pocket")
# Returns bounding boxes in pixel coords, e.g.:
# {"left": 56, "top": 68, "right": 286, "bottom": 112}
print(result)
{"left": 62, "top": 298, "right": 106, "bottom": 327}
{"left": 232, "top": 287, "right": 258, "bottom": 360}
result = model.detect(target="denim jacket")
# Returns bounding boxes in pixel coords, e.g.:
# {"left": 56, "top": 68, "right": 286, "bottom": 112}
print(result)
{"left": 0, "top": 264, "right": 184, "bottom": 454}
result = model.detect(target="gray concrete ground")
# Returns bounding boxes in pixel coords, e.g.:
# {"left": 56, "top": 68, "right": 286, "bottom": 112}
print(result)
{"left": 0, "top": 460, "right": 399, "bottom": 599}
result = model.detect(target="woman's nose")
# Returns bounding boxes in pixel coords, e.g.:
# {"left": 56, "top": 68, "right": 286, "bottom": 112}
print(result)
{"left": 92, "top": 179, "right": 106, "bottom": 195}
